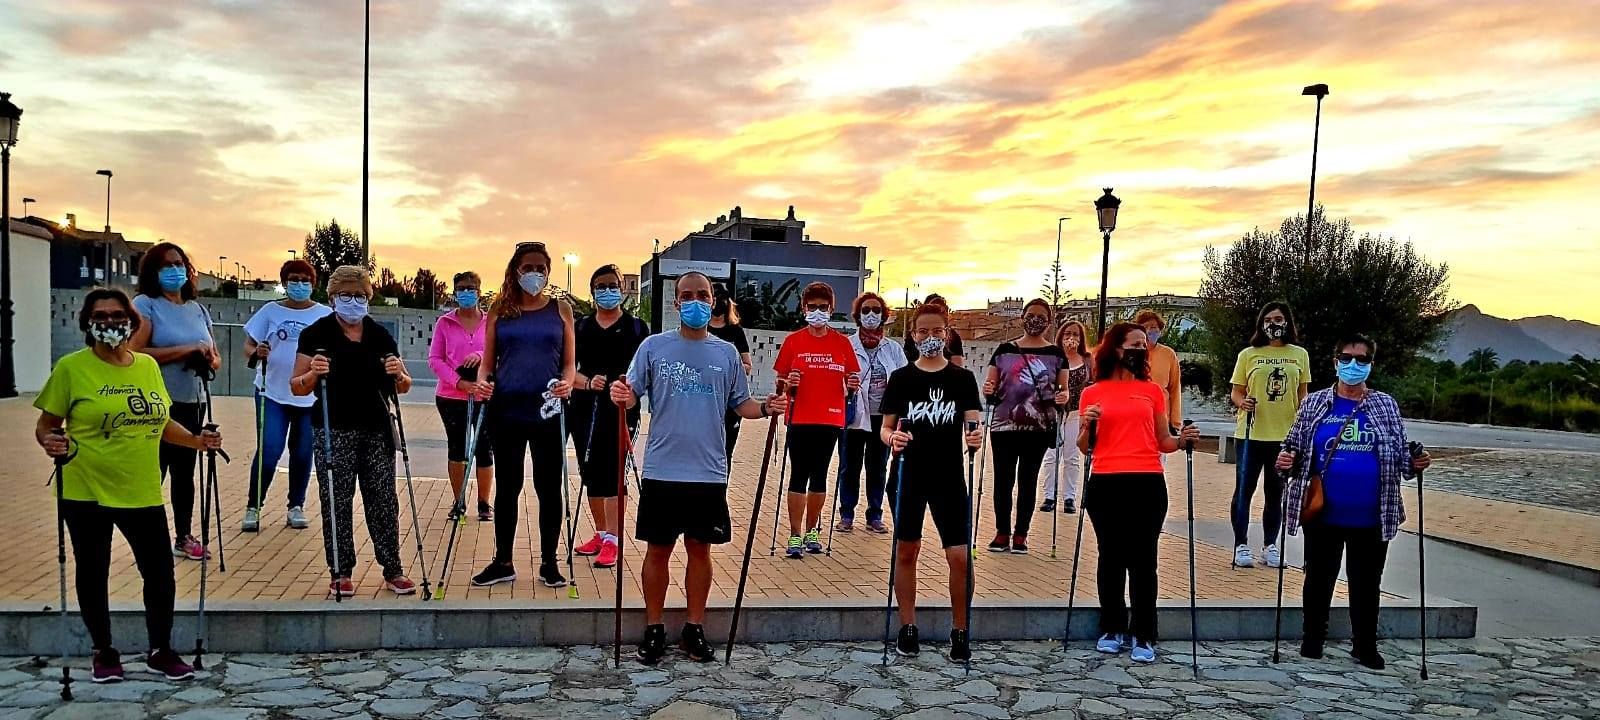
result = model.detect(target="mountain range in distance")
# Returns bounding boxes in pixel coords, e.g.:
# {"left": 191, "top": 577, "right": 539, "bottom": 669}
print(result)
{"left": 1434, "top": 304, "right": 1600, "bottom": 364}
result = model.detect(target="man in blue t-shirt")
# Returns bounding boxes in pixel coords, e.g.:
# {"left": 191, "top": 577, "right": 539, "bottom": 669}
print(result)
{"left": 611, "top": 272, "right": 786, "bottom": 665}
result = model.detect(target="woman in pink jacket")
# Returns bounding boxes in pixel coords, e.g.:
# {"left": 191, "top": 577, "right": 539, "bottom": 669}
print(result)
{"left": 430, "top": 271, "right": 495, "bottom": 521}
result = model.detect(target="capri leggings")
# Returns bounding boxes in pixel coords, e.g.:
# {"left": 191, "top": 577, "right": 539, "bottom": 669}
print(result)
{"left": 786, "top": 424, "right": 839, "bottom": 493}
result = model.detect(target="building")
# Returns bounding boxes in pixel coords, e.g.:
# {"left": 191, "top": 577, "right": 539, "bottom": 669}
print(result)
{"left": 621, "top": 273, "right": 640, "bottom": 306}
{"left": 22, "top": 214, "right": 141, "bottom": 289}
{"left": 639, "top": 205, "right": 867, "bottom": 320}
{"left": 4, "top": 219, "right": 54, "bottom": 392}
{"left": 987, "top": 297, "right": 1026, "bottom": 318}
{"left": 1061, "top": 293, "right": 1203, "bottom": 332}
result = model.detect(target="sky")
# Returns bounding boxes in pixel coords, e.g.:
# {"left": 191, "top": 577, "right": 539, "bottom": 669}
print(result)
{"left": 3, "top": 0, "right": 1598, "bottom": 321}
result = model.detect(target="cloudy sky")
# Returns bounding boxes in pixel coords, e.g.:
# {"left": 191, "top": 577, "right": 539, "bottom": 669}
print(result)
{"left": 4, "top": 0, "right": 1598, "bottom": 321}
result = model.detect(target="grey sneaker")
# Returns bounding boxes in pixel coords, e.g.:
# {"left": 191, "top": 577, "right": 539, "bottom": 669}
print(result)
{"left": 287, "top": 506, "right": 309, "bottom": 529}
{"left": 241, "top": 508, "right": 260, "bottom": 532}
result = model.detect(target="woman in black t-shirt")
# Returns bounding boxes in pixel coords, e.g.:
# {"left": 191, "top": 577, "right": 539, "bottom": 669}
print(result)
{"left": 981, "top": 299, "right": 1070, "bottom": 554}
{"left": 708, "top": 284, "right": 752, "bottom": 464}
{"left": 881, "top": 303, "right": 983, "bottom": 662}
{"left": 901, "top": 293, "right": 965, "bottom": 367}
{"left": 290, "top": 266, "right": 416, "bottom": 598}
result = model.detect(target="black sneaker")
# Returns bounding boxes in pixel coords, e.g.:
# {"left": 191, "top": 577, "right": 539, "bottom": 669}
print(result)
{"left": 680, "top": 623, "right": 715, "bottom": 663}
{"left": 446, "top": 503, "right": 465, "bottom": 522}
{"left": 637, "top": 624, "right": 667, "bottom": 665}
{"left": 538, "top": 563, "right": 568, "bottom": 588}
{"left": 477, "top": 501, "right": 494, "bottom": 522}
{"left": 1039, "top": 499, "right": 1056, "bottom": 513}
{"left": 949, "top": 628, "right": 971, "bottom": 663}
{"left": 470, "top": 562, "right": 516, "bottom": 587}
{"left": 896, "top": 624, "right": 920, "bottom": 657}
{"left": 1300, "top": 637, "right": 1325, "bottom": 659}
{"left": 1062, "top": 498, "right": 1076, "bottom": 514}
{"left": 1353, "top": 644, "right": 1386, "bottom": 670}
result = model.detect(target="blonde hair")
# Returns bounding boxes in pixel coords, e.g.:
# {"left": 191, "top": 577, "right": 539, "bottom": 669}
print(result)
{"left": 326, "top": 266, "right": 373, "bottom": 298}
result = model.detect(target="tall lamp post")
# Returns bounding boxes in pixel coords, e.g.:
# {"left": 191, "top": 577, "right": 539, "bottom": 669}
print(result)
{"left": 95, "top": 169, "right": 113, "bottom": 283}
{"left": 218, "top": 256, "right": 227, "bottom": 277}
{"left": 1301, "top": 83, "right": 1329, "bottom": 266}
{"left": 288, "top": 249, "right": 297, "bottom": 260}
{"left": 1053, "top": 216, "right": 1070, "bottom": 319}
{"left": 1, "top": 91, "right": 23, "bottom": 398}
{"left": 22, "top": 197, "right": 34, "bottom": 217}
{"left": 360, "top": 0, "right": 371, "bottom": 264}
{"left": 563, "top": 252, "right": 579, "bottom": 297}
{"left": 1093, "top": 189, "right": 1120, "bottom": 340}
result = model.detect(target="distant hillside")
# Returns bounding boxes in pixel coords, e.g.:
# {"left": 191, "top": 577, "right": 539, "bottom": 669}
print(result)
{"left": 1515, "top": 315, "right": 1600, "bottom": 360}
{"left": 1434, "top": 305, "right": 1573, "bottom": 364}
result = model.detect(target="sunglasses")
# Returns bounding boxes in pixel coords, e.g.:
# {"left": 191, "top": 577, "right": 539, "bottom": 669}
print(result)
{"left": 594, "top": 282, "right": 622, "bottom": 291}
{"left": 90, "top": 312, "right": 130, "bottom": 323}
{"left": 1336, "top": 353, "right": 1373, "bottom": 365}
{"left": 804, "top": 303, "right": 831, "bottom": 312}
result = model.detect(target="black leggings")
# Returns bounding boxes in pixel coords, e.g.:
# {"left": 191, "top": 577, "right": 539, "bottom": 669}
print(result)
{"left": 1302, "top": 522, "right": 1389, "bottom": 647}
{"left": 160, "top": 401, "right": 204, "bottom": 540}
{"left": 786, "top": 424, "right": 839, "bottom": 494}
{"left": 490, "top": 416, "right": 565, "bottom": 567}
{"left": 62, "top": 502, "right": 175, "bottom": 652}
{"left": 1231, "top": 439, "right": 1284, "bottom": 546}
{"left": 570, "top": 397, "right": 634, "bottom": 499}
{"left": 840, "top": 417, "right": 889, "bottom": 523}
{"left": 1084, "top": 472, "right": 1168, "bottom": 641}
{"left": 990, "top": 431, "right": 1051, "bottom": 537}
{"left": 437, "top": 397, "right": 494, "bottom": 467}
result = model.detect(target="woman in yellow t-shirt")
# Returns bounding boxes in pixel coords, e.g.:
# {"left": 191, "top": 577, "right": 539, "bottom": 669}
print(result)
{"left": 34, "top": 288, "right": 223, "bottom": 685}
{"left": 1226, "top": 301, "right": 1310, "bottom": 570}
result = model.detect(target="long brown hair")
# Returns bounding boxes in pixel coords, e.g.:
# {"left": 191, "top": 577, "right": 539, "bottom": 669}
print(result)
{"left": 1092, "top": 322, "right": 1149, "bottom": 381}
{"left": 1056, "top": 320, "right": 1091, "bottom": 357}
{"left": 490, "top": 242, "right": 554, "bottom": 319}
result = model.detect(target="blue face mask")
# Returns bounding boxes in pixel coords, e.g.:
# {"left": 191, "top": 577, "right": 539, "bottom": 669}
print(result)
{"left": 595, "top": 288, "right": 624, "bottom": 310}
{"left": 455, "top": 289, "right": 479, "bottom": 309}
{"left": 285, "top": 281, "right": 313, "bottom": 302}
{"left": 334, "top": 296, "right": 369, "bottom": 323}
{"left": 159, "top": 266, "right": 188, "bottom": 292}
{"left": 1337, "top": 359, "right": 1372, "bottom": 385}
{"left": 679, "top": 300, "right": 712, "bottom": 329}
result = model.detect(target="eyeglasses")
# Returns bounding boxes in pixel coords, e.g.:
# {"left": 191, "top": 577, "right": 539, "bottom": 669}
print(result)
{"left": 910, "top": 327, "right": 948, "bottom": 339}
{"left": 804, "top": 303, "right": 831, "bottom": 312}
{"left": 594, "top": 283, "right": 622, "bottom": 291}
{"left": 89, "top": 312, "right": 130, "bottom": 323}
{"left": 333, "top": 292, "right": 366, "bottom": 301}
{"left": 1336, "top": 353, "right": 1373, "bottom": 365}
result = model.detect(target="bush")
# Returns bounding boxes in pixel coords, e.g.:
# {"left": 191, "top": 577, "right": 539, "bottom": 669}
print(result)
{"left": 1180, "top": 361, "right": 1214, "bottom": 396}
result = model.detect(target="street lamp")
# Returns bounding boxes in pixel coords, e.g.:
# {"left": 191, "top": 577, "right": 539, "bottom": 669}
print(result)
{"left": 1, "top": 91, "right": 23, "bottom": 398}
{"left": 218, "top": 256, "right": 228, "bottom": 277}
{"left": 235, "top": 261, "right": 242, "bottom": 280}
{"left": 95, "top": 169, "right": 113, "bottom": 283}
{"left": 22, "top": 197, "right": 34, "bottom": 217}
{"left": 1053, "top": 216, "right": 1070, "bottom": 316}
{"left": 1302, "top": 83, "right": 1329, "bottom": 266}
{"left": 876, "top": 259, "right": 884, "bottom": 295}
{"left": 360, "top": 0, "right": 371, "bottom": 264}
{"left": 1092, "top": 188, "right": 1121, "bottom": 340}
{"left": 288, "top": 249, "right": 297, "bottom": 260}
{"left": 563, "top": 252, "right": 579, "bottom": 295}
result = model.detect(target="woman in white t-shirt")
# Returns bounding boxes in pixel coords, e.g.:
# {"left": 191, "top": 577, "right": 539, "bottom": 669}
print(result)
{"left": 240, "top": 260, "right": 332, "bottom": 531}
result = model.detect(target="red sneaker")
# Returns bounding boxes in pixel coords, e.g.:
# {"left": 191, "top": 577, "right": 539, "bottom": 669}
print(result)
{"left": 385, "top": 576, "right": 417, "bottom": 596}
{"left": 329, "top": 578, "right": 356, "bottom": 598}
{"left": 175, "top": 535, "right": 209, "bottom": 561}
{"left": 1011, "top": 535, "right": 1030, "bottom": 554}
{"left": 576, "top": 532, "right": 604, "bottom": 557}
{"left": 594, "top": 539, "right": 619, "bottom": 569}
{"left": 92, "top": 647, "right": 125, "bottom": 684}
{"left": 987, "top": 534, "right": 1011, "bottom": 553}
{"left": 144, "top": 648, "right": 194, "bottom": 681}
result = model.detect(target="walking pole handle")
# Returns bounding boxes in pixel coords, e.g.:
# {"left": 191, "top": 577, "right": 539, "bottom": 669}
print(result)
{"left": 966, "top": 421, "right": 978, "bottom": 459}
{"left": 1086, "top": 418, "right": 1097, "bottom": 450}
{"left": 1181, "top": 419, "right": 1194, "bottom": 454}
{"left": 1407, "top": 441, "right": 1426, "bottom": 470}
{"left": 49, "top": 428, "right": 70, "bottom": 468}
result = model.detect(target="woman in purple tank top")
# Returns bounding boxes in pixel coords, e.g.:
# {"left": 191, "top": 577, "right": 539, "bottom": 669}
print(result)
{"left": 469, "top": 242, "right": 577, "bottom": 589}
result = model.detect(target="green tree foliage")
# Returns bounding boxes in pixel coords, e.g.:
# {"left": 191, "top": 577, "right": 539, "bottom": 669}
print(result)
{"left": 301, "top": 219, "right": 372, "bottom": 287}
{"left": 1390, "top": 354, "right": 1600, "bottom": 432}
{"left": 1465, "top": 347, "right": 1500, "bottom": 374}
{"left": 1198, "top": 208, "right": 1455, "bottom": 390}
{"left": 736, "top": 279, "right": 802, "bottom": 331}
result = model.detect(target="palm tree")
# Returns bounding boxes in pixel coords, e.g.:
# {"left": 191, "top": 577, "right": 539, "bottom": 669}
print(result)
{"left": 1466, "top": 347, "right": 1500, "bottom": 374}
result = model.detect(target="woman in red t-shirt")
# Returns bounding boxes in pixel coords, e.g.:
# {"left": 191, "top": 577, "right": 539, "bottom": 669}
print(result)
{"left": 1077, "top": 322, "right": 1201, "bottom": 664}
{"left": 774, "top": 282, "right": 861, "bottom": 558}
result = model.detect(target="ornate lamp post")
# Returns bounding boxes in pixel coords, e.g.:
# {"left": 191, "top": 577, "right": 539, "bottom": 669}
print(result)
{"left": 1092, "top": 188, "right": 1121, "bottom": 339}
{"left": 1, "top": 91, "right": 22, "bottom": 397}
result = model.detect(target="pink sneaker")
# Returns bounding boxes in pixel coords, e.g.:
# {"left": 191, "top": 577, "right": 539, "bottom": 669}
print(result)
{"left": 594, "top": 539, "right": 619, "bottom": 569}
{"left": 575, "top": 532, "right": 604, "bottom": 557}
{"left": 329, "top": 578, "right": 356, "bottom": 598}
{"left": 145, "top": 648, "right": 194, "bottom": 681}
{"left": 385, "top": 576, "right": 417, "bottom": 596}
{"left": 92, "top": 647, "right": 125, "bottom": 684}
{"left": 174, "top": 536, "right": 209, "bottom": 561}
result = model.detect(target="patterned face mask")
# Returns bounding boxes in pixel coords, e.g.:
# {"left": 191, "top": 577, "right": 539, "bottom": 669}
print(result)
{"left": 917, "top": 336, "right": 946, "bottom": 358}
{"left": 89, "top": 320, "right": 134, "bottom": 347}
{"left": 1023, "top": 315, "right": 1048, "bottom": 336}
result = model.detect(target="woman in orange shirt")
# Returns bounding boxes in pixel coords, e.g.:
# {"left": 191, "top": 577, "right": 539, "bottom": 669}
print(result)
{"left": 1078, "top": 322, "right": 1200, "bottom": 664}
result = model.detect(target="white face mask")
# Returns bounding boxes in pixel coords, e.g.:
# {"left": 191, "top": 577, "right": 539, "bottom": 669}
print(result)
{"left": 805, "top": 309, "right": 830, "bottom": 328}
{"left": 859, "top": 311, "right": 883, "bottom": 330}
{"left": 519, "top": 271, "right": 547, "bottom": 296}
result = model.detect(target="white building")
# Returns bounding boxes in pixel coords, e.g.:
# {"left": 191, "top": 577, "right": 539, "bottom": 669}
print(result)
{"left": 7, "top": 219, "right": 54, "bottom": 392}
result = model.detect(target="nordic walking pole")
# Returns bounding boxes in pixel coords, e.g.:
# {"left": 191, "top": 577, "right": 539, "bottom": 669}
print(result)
{"left": 825, "top": 387, "right": 857, "bottom": 555}
{"left": 971, "top": 399, "right": 996, "bottom": 560}
{"left": 384, "top": 355, "right": 433, "bottom": 601}
{"left": 1232, "top": 369, "right": 1260, "bottom": 570}
{"left": 189, "top": 353, "right": 231, "bottom": 669}
{"left": 1050, "top": 408, "right": 1064, "bottom": 558}
{"left": 614, "top": 397, "right": 633, "bottom": 669}
{"left": 963, "top": 419, "right": 979, "bottom": 677}
{"left": 1183, "top": 419, "right": 1200, "bottom": 678}
{"left": 1410, "top": 440, "right": 1429, "bottom": 680}
{"left": 882, "top": 419, "right": 908, "bottom": 666}
{"left": 49, "top": 428, "right": 74, "bottom": 701}
{"left": 550, "top": 379, "right": 580, "bottom": 599}
{"left": 584, "top": 379, "right": 603, "bottom": 465}
{"left": 435, "top": 394, "right": 482, "bottom": 600}
{"left": 249, "top": 352, "right": 266, "bottom": 529}
{"left": 1272, "top": 440, "right": 1297, "bottom": 663}
{"left": 313, "top": 360, "right": 344, "bottom": 604}
{"left": 727, "top": 379, "right": 788, "bottom": 665}
{"left": 1063, "top": 418, "right": 1096, "bottom": 648}
{"left": 767, "top": 383, "right": 797, "bottom": 556}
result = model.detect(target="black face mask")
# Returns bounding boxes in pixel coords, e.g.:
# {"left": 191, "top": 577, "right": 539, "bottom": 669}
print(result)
{"left": 1263, "top": 322, "right": 1288, "bottom": 340}
{"left": 1120, "top": 348, "right": 1148, "bottom": 374}
{"left": 713, "top": 298, "right": 729, "bottom": 316}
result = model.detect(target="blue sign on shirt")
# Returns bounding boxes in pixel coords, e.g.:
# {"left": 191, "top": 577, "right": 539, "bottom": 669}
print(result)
{"left": 1313, "top": 396, "right": 1381, "bottom": 528}
{"left": 626, "top": 332, "right": 751, "bottom": 484}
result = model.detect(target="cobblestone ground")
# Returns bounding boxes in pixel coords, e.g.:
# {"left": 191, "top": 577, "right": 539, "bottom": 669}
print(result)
{"left": 1417, "top": 451, "right": 1600, "bottom": 515}
{"left": 3, "top": 637, "right": 1598, "bottom": 719}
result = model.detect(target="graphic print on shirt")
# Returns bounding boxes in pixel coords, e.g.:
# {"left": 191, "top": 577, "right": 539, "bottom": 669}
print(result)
{"left": 1319, "top": 413, "right": 1377, "bottom": 456}
{"left": 96, "top": 383, "right": 169, "bottom": 437}
{"left": 659, "top": 359, "right": 716, "bottom": 398}
{"left": 992, "top": 350, "right": 1064, "bottom": 431}
{"left": 1266, "top": 366, "right": 1288, "bottom": 402}
{"left": 906, "top": 387, "right": 957, "bottom": 425}
{"left": 272, "top": 319, "right": 312, "bottom": 345}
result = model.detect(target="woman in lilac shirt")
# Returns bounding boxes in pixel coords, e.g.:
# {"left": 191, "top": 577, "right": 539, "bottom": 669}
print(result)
{"left": 430, "top": 271, "right": 495, "bottom": 522}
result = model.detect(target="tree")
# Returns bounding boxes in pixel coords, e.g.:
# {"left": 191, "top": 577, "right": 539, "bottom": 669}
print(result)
{"left": 408, "top": 268, "right": 445, "bottom": 310}
{"left": 1197, "top": 207, "right": 1455, "bottom": 390}
{"left": 736, "top": 279, "right": 802, "bottom": 331}
{"left": 1466, "top": 347, "right": 1500, "bottom": 374}
{"left": 1040, "top": 261, "right": 1071, "bottom": 325}
{"left": 301, "top": 219, "right": 372, "bottom": 285}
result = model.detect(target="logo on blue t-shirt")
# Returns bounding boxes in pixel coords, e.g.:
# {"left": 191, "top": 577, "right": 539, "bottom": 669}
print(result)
{"left": 659, "top": 360, "right": 715, "bottom": 397}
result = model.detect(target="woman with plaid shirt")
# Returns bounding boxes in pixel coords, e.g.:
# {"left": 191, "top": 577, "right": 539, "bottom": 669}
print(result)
{"left": 1277, "top": 333, "right": 1431, "bottom": 669}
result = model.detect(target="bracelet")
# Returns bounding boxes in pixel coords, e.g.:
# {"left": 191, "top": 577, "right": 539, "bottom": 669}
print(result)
{"left": 759, "top": 400, "right": 769, "bottom": 416}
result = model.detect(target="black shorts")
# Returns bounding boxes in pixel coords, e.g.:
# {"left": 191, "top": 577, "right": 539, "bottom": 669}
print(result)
{"left": 436, "top": 397, "right": 494, "bottom": 467}
{"left": 888, "top": 465, "right": 970, "bottom": 548}
{"left": 786, "top": 424, "right": 840, "bottom": 494}
{"left": 635, "top": 479, "right": 732, "bottom": 546}
{"left": 570, "top": 399, "right": 635, "bottom": 499}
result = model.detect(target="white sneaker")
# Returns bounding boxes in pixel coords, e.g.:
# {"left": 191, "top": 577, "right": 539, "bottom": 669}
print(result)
{"left": 1095, "top": 633, "right": 1125, "bottom": 654}
{"left": 241, "top": 508, "right": 260, "bottom": 532}
{"left": 1264, "top": 544, "right": 1281, "bottom": 568}
{"left": 1233, "top": 544, "right": 1254, "bottom": 568}
{"left": 287, "top": 506, "right": 309, "bottom": 529}
{"left": 1130, "top": 639, "right": 1157, "bottom": 664}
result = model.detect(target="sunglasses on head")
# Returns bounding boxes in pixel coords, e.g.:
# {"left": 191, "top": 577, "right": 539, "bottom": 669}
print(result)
{"left": 1336, "top": 353, "right": 1373, "bottom": 365}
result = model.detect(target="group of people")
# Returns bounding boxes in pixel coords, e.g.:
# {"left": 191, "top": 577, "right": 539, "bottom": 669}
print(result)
{"left": 33, "top": 237, "right": 1432, "bottom": 680}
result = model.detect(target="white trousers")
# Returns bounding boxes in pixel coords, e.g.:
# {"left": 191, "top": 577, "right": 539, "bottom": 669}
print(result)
{"left": 1040, "top": 412, "right": 1083, "bottom": 502}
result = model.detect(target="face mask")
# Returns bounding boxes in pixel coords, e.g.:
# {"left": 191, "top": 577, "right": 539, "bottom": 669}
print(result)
{"left": 89, "top": 321, "right": 133, "bottom": 347}
{"left": 159, "top": 266, "right": 188, "bottom": 292}
{"left": 1120, "top": 348, "right": 1148, "bottom": 373}
{"left": 859, "top": 311, "right": 883, "bottom": 330}
{"left": 595, "top": 288, "right": 623, "bottom": 310}
{"left": 679, "top": 300, "right": 712, "bottom": 329}
{"left": 713, "top": 298, "right": 730, "bottom": 317}
{"left": 1023, "top": 315, "right": 1048, "bottom": 336}
{"left": 805, "top": 309, "right": 830, "bottom": 328}
{"left": 1263, "top": 322, "right": 1288, "bottom": 341}
{"left": 1146, "top": 329, "right": 1162, "bottom": 345}
{"left": 285, "top": 281, "right": 313, "bottom": 302}
{"left": 334, "top": 296, "right": 369, "bottom": 323}
{"left": 455, "top": 289, "right": 479, "bottom": 309}
{"left": 1337, "top": 359, "right": 1372, "bottom": 385}
{"left": 916, "top": 336, "right": 946, "bottom": 358}
{"left": 518, "top": 271, "right": 547, "bottom": 296}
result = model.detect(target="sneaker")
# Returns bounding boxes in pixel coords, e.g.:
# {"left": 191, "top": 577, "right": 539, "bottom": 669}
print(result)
{"left": 1011, "top": 535, "right": 1030, "bottom": 554}
{"left": 866, "top": 518, "right": 889, "bottom": 534}
{"left": 477, "top": 502, "right": 493, "bottom": 522}
{"left": 1233, "top": 544, "right": 1254, "bottom": 568}
{"left": 1264, "top": 544, "right": 1282, "bottom": 568}
{"left": 176, "top": 536, "right": 209, "bottom": 561}
{"left": 145, "top": 648, "right": 195, "bottom": 681}
{"left": 786, "top": 535, "right": 804, "bottom": 559}
{"left": 835, "top": 518, "right": 854, "bottom": 533}
{"left": 576, "top": 532, "right": 605, "bottom": 557}
{"left": 804, "top": 528, "right": 824, "bottom": 554}
{"left": 594, "top": 539, "right": 619, "bottom": 569}
{"left": 680, "top": 623, "right": 715, "bottom": 663}
{"left": 1353, "top": 644, "right": 1386, "bottom": 670}
{"left": 949, "top": 629, "right": 971, "bottom": 663}
{"left": 471, "top": 562, "right": 517, "bottom": 587}
{"left": 1039, "top": 499, "right": 1056, "bottom": 513}
{"left": 637, "top": 624, "right": 667, "bottom": 665}
{"left": 241, "top": 508, "right": 260, "bottom": 532}
{"left": 987, "top": 534, "right": 1011, "bottom": 553}
{"left": 287, "top": 506, "right": 309, "bottom": 529}
{"left": 1130, "top": 638, "right": 1157, "bottom": 664}
{"left": 447, "top": 503, "right": 465, "bottom": 523}
{"left": 1300, "top": 637, "right": 1325, "bottom": 660}
{"left": 328, "top": 578, "right": 356, "bottom": 598}
{"left": 538, "top": 563, "right": 567, "bottom": 588}
{"left": 385, "top": 576, "right": 417, "bottom": 595}
{"left": 896, "top": 624, "right": 920, "bottom": 657}
{"left": 1062, "top": 498, "right": 1076, "bottom": 514}
{"left": 1095, "top": 633, "right": 1125, "bottom": 654}
{"left": 91, "top": 647, "right": 125, "bottom": 684}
